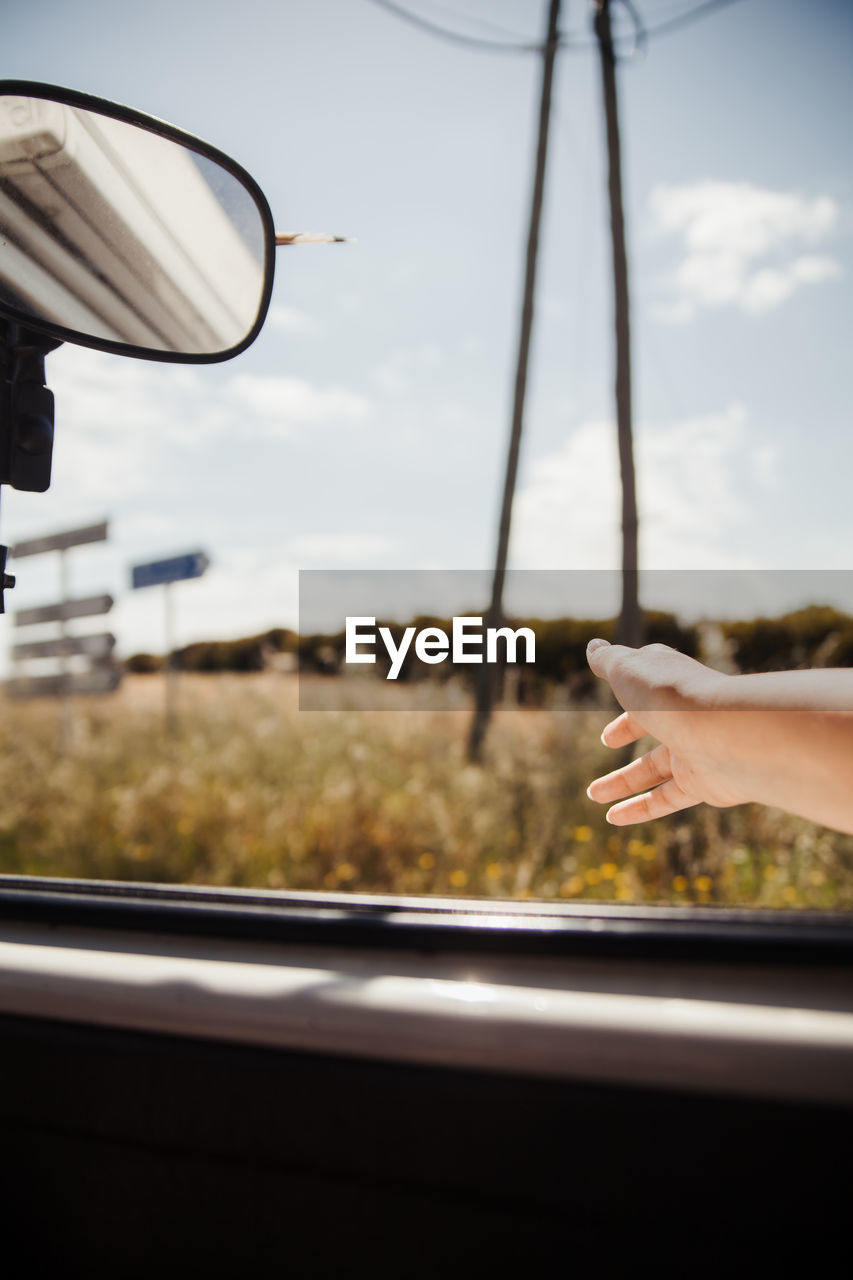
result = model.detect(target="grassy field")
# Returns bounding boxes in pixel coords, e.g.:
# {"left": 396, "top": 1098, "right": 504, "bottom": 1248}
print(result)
{"left": 1, "top": 671, "right": 851, "bottom": 909}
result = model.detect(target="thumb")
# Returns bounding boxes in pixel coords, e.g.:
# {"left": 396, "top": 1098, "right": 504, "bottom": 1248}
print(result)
{"left": 586, "top": 637, "right": 634, "bottom": 680}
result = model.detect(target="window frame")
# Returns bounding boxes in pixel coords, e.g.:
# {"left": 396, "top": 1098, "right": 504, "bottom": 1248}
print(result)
{"left": 2, "top": 873, "right": 853, "bottom": 1109}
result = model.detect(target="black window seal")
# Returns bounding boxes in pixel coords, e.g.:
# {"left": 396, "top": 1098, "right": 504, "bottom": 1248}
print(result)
{"left": 1, "top": 874, "right": 851, "bottom": 964}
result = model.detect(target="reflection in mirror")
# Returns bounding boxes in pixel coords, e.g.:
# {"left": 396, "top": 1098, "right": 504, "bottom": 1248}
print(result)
{"left": 0, "top": 94, "right": 268, "bottom": 356}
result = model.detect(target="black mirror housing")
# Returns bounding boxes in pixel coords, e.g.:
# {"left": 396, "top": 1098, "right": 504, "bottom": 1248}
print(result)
{"left": 0, "top": 81, "right": 276, "bottom": 364}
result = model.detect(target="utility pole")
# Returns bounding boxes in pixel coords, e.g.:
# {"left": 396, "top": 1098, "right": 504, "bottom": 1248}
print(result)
{"left": 594, "top": 0, "right": 642, "bottom": 649}
{"left": 468, "top": 0, "right": 561, "bottom": 763}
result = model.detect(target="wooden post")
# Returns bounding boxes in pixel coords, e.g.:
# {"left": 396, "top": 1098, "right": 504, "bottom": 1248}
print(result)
{"left": 594, "top": 0, "right": 643, "bottom": 650}
{"left": 468, "top": 0, "right": 562, "bottom": 762}
{"left": 58, "top": 546, "right": 72, "bottom": 751}
{"left": 164, "top": 580, "right": 178, "bottom": 736}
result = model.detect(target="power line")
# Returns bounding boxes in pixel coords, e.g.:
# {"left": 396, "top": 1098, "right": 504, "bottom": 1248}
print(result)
{"left": 644, "top": 0, "right": 744, "bottom": 40}
{"left": 411, "top": 0, "right": 535, "bottom": 43}
{"left": 362, "top": 0, "right": 539, "bottom": 54}
{"left": 363, "top": 0, "right": 747, "bottom": 57}
{"left": 566, "top": 0, "right": 746, "bottom": 50}
{"left": 609, "top": 0, "right": 648, "bottom": 59}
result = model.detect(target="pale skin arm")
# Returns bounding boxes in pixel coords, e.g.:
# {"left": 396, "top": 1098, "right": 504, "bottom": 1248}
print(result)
{"left": 585, "top": 638, "right": 853, "bottom": 836}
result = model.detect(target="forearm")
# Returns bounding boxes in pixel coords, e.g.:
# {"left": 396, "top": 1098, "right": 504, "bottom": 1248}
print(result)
{"left": 711, "top": 670, "right": 853, "bottom": 834}
{"left": 725, "top": 668, "right": 853, "bottom": 715}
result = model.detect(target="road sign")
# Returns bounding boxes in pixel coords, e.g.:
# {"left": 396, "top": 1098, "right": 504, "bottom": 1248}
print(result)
{"left": 12, "top": 521, "right": 108, "bottom": 559}
{"left": 7, "top": 667, "right": 122, "bottom": 699}
{"left": 14, "top": 594, "right": 114, "bottom": 627}
{"left": 12, "top": 632, "right": 116, "bottom": 661}
{"left": 7, "top": 522, "right": 118, "bottom": 732}
{"left": 131, "top": 551, "right": 209, "bottom": 590}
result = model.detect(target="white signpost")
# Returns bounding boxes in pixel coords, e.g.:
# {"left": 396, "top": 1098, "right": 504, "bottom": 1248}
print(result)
{"left": 7, "top": 521, "right": 120, "bottom": 744}
{"left": 8, "top": 669, "right": 121, "bottom": 699}
{"left": 13, "top": 594, "right": 114, "bottom": 628}
{"left": 12, "top": 521, "right": 109, "bottom": 559}
{"left": 130, "top": 550, "right": 209, "bottom": 731}
{"left": 13, "top": 632, "right": 116, "bottom": 662}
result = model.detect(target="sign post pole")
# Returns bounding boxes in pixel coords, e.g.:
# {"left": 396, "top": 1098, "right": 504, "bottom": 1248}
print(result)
{"left": 165, "top": 580, "right": 176, "bottom": 735}
{"left": 130, "top": 551, "right": 209, "bottom": 736}
{"left": 58, "top": 545, "right": 71, "bottom": 750}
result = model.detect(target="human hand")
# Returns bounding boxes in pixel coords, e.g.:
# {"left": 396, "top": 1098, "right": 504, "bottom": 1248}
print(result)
{"left": 584, "top": 638, "right": 751, "bottom": 825}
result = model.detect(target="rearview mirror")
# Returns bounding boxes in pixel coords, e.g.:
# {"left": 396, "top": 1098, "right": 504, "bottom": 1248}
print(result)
{"left": 0, "top": 81, "right": 275, "bottom": 362}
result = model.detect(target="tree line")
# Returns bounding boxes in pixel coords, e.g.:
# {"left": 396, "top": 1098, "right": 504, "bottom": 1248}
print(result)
{"left": 125, "top": 605, "right": 853, "bottom": 701}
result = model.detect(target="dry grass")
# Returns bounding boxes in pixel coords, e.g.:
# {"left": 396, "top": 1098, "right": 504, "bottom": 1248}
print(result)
{"left": 1, "top": 672, "right": 851, "bottom": 909}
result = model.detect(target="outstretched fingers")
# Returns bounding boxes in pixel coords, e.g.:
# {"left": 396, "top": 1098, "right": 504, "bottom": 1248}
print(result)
{"left": 587, "top": 743, "right": 673, "bottom": 803}
{"left": 603, "top": 777, "right": 700, "bottom": 826}
{"left": 587, "top": 743, "right": 701, "bottom": 825}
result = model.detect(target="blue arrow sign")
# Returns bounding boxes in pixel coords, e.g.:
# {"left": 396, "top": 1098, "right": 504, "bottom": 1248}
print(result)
{"left": 131, "top": 551, "right": 210, "bottom": 590}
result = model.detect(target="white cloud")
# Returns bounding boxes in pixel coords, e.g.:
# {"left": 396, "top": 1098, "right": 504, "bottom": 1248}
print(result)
{"left": 39, "top": 347, "right": 219, "bottom": 506}
{"left": 740, "top": 255, "right": 841, "bottom": 312}
{"left": 226, "top": 373, "right": 370, "bottom": 432}
{"left": 540, "top": 297, "right": 568, "bottom": 320}
{"left": 649, "top": 181, "right": 841, "bottom": 319}
{"left": 512, "top": 404, "right": 773, "bottom": 572}
{"left": 460, "top": 334, "right": 486, "bottom": 357}
{"left": 114, "top": 511, "right": 188, "bottom": 542}
{"left": 266, "top": 304, "right": 320, "bottom": 333}
{"left": 372, "top": 363, "right": 409, "bottom": 396}
{"left": 371, "top": 342, "right": 444, "bottom": 397}
{"left": 29, "top": 346, "right": 370, "bottom": 510}
{"left": 284, "top": 533, "right": 397, "bottom": 564}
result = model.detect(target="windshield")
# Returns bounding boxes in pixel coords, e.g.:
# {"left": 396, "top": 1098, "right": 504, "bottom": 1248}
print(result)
{"left": 1, "top": 0, "right": 851, "bottom": 913}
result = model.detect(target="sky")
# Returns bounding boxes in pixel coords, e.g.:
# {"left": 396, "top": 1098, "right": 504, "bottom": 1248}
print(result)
{"left": 1, "top": 0, "right": 852, "bottom": 668}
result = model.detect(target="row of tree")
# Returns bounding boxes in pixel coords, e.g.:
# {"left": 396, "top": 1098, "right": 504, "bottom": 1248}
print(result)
{"left": 125, "top": 605, "right": 853, "bottom": 701}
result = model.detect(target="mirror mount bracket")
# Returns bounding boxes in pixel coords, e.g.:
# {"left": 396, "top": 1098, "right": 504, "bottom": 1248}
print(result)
{"left": 0, "top": 319, "right": 62, "bottom": 611}
{"left": 0, "top": 319, "right": 60, "bottom": 493}
{"left": 0, "top": 545, "right": 14, "bottom": 615}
